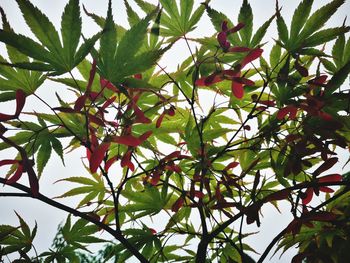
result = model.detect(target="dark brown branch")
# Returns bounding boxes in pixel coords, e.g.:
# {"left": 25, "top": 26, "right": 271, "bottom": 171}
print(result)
{"left": 0, "top": 178, "right": 148, "bottom": 263}
{"left": 195, "top": 180, "right": 350, "bottom": 260}
{"left": 0, "top": 192, "right": 29, "bottom": 197}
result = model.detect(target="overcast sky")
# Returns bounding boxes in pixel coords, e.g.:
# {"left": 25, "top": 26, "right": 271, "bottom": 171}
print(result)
{"left": 0, "top": 0, "right": 349, "bottom": 262}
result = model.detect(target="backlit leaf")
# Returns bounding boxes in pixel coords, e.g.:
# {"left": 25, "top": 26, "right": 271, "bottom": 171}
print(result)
{"left": 238, "top": 0, "right": 253, "bottom": 46}
{"left": 303, "top": 27, "right": 350, "bottom": 47}
{"left": 325, "top": 60, "right": 350, "bottom": 95}
{"left": 251, "top": 14, "right": 275, "bottom": 47}
{"left": 89, "top": 142, "right": 110, "bottom": 173}
{"left": 16, "top": 0, "right": 62, "bottom": 55}
{"left": 99, "top": 0, "right": 117, "bottom": 80}
{"left": 0, "top": 30, "right": 55, "bottom": 64}
{"left": 299, "top": 0, "right": 345, "bottom": 40}
{"left": 37, "top": 139, "right": 52, "bottom": 178}
{"left": 124, "top": 0, "right": 141, "bottom": 26}
{"left": 115, "top": 10, "right": 156, "bottom": 75}
{"left": 276, "top": 12, "right": 288, "bottom": 45}
{"left": 61, "top": 0, "right": 82, "bottom": 67}
{"left": 290, "top": 0, "right": 313, "bottom": 43}
{"left": 112, "top": 135, "right": 142, "bottom": 147}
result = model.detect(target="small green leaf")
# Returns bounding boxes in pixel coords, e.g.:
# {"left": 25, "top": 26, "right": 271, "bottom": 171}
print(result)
{"left": 0, "top": 61, "right": 54, "bottom": 71}
{"left": 251, "top": 14, "right": 275, "bottom": 47}
{"left": 0, "top": 30, "right": 56, "bottom": 65}
{"left": 0, "top": 131, "right": 34, "bottom": 151}
{"left": 290, "top": 0, "right": 313, "bottom": 42}
{"left": 37, "top": 139, "right": 52, "bottom": 177}
{"left": 0, "top": 91, "right": 16, "bottom": 102}
{"left": 124, "top": 0, "right": 141, "bottom": 26}
{"left": 50, "top": 137, "right": 65, "bottom": 164}
{"left": 343, "top": 38, "right": 350, "bottom": 63}
{"left": 55, "top": 186, "right": 95, "bottom": 198}
{"left": 57, "top": 176, "right": 97, "bottom": 186}
{"left": 276, "top": 14, "right": 288, "bottom": 45}
{"left": 180, "top": 0, "right": 194, "bottom": 30}
{"left": 321, "top": 58, "right": 337, "bottom": 72}
{"left": 158, "top": 0, "right": 207, "bottom": 37}
{"left": 303, "top": 27, "right": 350, "bottom": 48}
{"left": 159, "top": 0, "right": 181, "bottom": 23}
{"left": 238, "top": 0, "right": 253, "bottom": 46}
{"left": 16, "top": 0, "right": 62, "bottom": 57}
{"left": 99, "top": 0, "right": 117, "bottom": 80}
{"left": 61, "top": 0, "right": 82, "bottom": 68}
{"left": 0, "top": 7, "right": 29, "bottom": 63}
{"left": 77, "top": 191, "right": 99, "bottom": 208}
{"left": 61, "top": 217, "right": 105, "bottom": 250}
{"left": 149, "top": 9, "right": 162, "bottom": 48}
{"left": 155, "top": 132, "right": 177, "bottom": 145}
{"left": 115, "top": 12, "right": 156, "bottom": 76}
{"left": 134, "top": 0, "right": 157, "bottom": 14}
{"left": 299, "top": 48, "right": 330, "bottom": 57}
{"left": 325, "top": 60, "right": 350, "bottom": 95}
{"left": 203, "top": 128, "right": 230, "bottom": 141}
{"left": 116, "top": 49, "right": 165, "bottom": 80}
{"left": 187, "top": 1, "right": 208, "bottom": 34}
{"left": 332, "top": 34, "right": 346, "bottom": 67}
{"left": 49, "top": 77, "right": 87, "bottom": 91}
{"left": 15, "top": 212, "right": 30, "bottom": 238}
{"left": 270, "top": 43, "right": 281, "bottom": 69}
{"left": 0, "top": 225, "right": 19, "bottom": 242}
{"left": 55, "top": 172, "right": 106, "bottom": 205}
{"left": 299, "top": 0, "right": 345, "bottom": 40}
{"left": 121, "top": 186, "right": 165, "bottom": 219}
{"left": 73, "top": 32, "right": 101, "bottom": 68}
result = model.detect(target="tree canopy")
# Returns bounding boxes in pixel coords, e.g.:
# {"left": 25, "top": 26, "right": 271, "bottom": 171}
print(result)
{"left": 0, "top": 0, "right": 350, "bottom": 262}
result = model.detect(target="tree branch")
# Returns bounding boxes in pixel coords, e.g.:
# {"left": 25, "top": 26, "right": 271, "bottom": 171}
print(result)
{"left": 257, "top": 185, "right": 350, "bottom": 263}
{"left": 0, "top": 178, "right": 148, "bottom": 263}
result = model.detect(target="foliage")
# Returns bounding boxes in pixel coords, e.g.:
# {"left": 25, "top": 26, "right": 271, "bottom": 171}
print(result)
{"left": 0, "top": 0, "right": 349, "bottom": 262}
{"left": 277, "top": 185, "right": 350, "bottom": 263}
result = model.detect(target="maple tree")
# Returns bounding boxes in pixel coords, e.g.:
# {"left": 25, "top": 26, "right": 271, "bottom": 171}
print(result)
{"left": 0, "top": 0, "right": 350, "bottom": 262}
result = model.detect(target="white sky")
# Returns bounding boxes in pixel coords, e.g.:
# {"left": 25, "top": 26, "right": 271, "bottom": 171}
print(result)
{"left": 0, "top": 0, "right": 349, "bottom": 262}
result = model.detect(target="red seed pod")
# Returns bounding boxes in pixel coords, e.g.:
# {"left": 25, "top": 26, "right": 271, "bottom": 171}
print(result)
{"left": 171, "top": 196, "right": 184, "bottom": 212}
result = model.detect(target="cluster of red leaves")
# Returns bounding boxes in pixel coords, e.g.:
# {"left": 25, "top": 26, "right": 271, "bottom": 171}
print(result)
{"left": 0, "top": 90, "right": 39, "bottom": 196}
{"left": 244, "top": 156, "right": 342, "bottom": 230}
{"left": 277, "top": 75, "right": 331, "bottom": 121}
{"left": 196, "top": 21, "right": 263, "bottom": 99}
{"left": 301, "top": 157, "right": 341, "bottom": 205}
{"left": 125, "top": 149, "right": 198, "bottom": 213}
{"left": 0, "top": 89, "right": 26, "bottom": 122}
{"left": 88, "top": 127, "right": 153, "bottom": 173}
{"left": 53, "top": 62, "right": 169, "bottom": 174}
{"left": 170, "top": 185, "right": 207, "bottom": 213}
{"left": 286, "top": 209, "right": 337, "bottom": 237}
{"left": 245, "top": 188, "right": 292, "bottom": 227}
{"left": 90, "top": 73, "right": 176, "bottom": 173}
{"left": 156, "top": 107, "right": 175, "bottom": 128}
{"left": 301, "top": 174, "right": 342, "bottom": 205}
{"left": 55, "top": 62, "right": 121, "bottom": 128}
{"left": 217, "top": 21, "right": 245, "bottom": 51}
{"left": 0, "top": 157, "right": 38, "bottom": 197}
{"left": 212, "top": 161, "right": 241, "bottom": 210}
{"left": 147, "top": 150, "right": 190, "bottom": 186}
{"left": 170, "top": 161, "right": 243, "bottom": 215}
